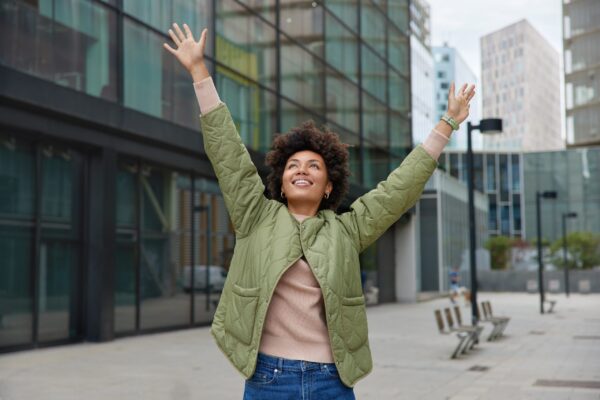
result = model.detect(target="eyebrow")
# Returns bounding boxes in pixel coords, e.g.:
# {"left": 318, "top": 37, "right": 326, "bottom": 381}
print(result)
{"left": 288, "top": 159, "right": 322, "bottom": 163}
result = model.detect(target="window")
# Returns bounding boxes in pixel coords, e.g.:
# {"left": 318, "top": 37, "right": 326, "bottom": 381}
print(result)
{"left": 441, "top": 82, "right": 448, "bottom": 89}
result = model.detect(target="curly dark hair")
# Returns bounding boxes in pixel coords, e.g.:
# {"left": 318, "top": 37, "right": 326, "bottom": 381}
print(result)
{"left": 265, "top": 121, "right": 350, "bottom": 211}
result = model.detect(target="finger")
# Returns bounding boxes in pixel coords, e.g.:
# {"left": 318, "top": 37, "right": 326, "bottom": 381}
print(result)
{"left": 173, "top": 23, "right": 186, "bottom": 42}
{"left": 183, "top": 23, "right": 194, "bottom": 40}
{"left": 168, "top": 29, "right": 181, "bottom": 46}
{"left": 467, "top": 90, "right": 476, "bottom": 102}
{"left": 163, "top": 43, "right": 177, "bottom": 55}
{"left": 465, "top": 84, "right": 475, "bottom": 96}
{"left": 459, "top": 83, "right": 468, "bottom": 95}
{"left": 199, "top": 28, "right": 207, "bottom": 48}
{"left": 448, "top": 81, "right": 455, "bottom": 101}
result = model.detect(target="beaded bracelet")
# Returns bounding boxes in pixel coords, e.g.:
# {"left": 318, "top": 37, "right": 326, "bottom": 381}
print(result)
{"left": 441, "top": 114, "right": 459, "bottom": 130}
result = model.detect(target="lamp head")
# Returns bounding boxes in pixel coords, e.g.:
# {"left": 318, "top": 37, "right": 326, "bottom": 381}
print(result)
{"left": 479, "top": 118, "right": 503, "bottom": 134}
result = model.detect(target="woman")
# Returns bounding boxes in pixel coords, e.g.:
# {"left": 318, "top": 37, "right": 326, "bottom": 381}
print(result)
{"left": 164, "top": 24, "right": 474, "bottom": 399}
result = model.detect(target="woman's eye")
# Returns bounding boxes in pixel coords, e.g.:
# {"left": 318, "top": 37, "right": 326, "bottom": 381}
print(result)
{"left": 310, "top": 164, "right": 319, "bottom": 169}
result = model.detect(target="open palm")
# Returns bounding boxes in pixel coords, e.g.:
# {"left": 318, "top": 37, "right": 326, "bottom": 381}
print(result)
{"left": 447, "top": 82, "right": 475, "bottom": 125}
{"left": 163, "top": 23, "right": 207, "bottom": 73}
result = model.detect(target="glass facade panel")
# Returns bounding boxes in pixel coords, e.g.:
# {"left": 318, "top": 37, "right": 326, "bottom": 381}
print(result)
{"left": 474, "top": 154, "right": 483, "bottom": 192}
{"left": 361, "top": 0, "right": 386, "bottom": 57}
{"left": 324, "top": 12, "right": 358, "bottom": 82}
{"left": 192, "top": 179, "right": 234, "bottom": 324}
{"left": 238, "top": 0, "right": 276, "bottom": 23}
{"left": 389, "top": 111, "right": 411, "bottom": 158}
{"left": 216, "top": 0, "right": 277, "bottom": 89}
{"left": 124, "top": 0, "right": 210, "bottom": 38}
{"left": 0, "top": 138, "right": 34, "bottom": 348}
{"left": 511, "top": 154, "right": 520, "bottom": 192}
{"left": 0, "top": 0, "right": 118, "bottom": 100}
{"left": 281, "top": 40, "right": 325, "bottom": 111}
{"left": 488, "top": 197, "right": 497, "bottom": 231}
{"left": 363, "top": 144, "right": 389, "bottom": 187}
{"left": 499, "top": 154, "right": 509, "bottom": 202}
{"left": 513, "top": 194, "right": 521, "bottom": 231}
{"left": 388, "top": 0, "right": 409, "bottom": 32}
{"left": 500, "top": 205, "right": 510, "bottom": 235}
{"left": 362, "top": 92, "right": 388, "bottom": 147}
{"left": 361, "top": 45, "right": 386, "bottom": 103}
{"left": 280, "top": 98, "right": 324, "bottom": 133}
{"left": 324, "top": 0, "right": 358, "bottom": 32}
{"left": 280, "top": 0, "right": 324, "bottom": 54}
{"left": 486, "top": 154, "right": 496, "bottom": 191}
{"left": 389, "top": 71, "right": 409, "bottom": 113}
{"left": 216, "top": 72, "right": 277, "bottom": 153}
{"left": 387, "top": 25, "right": 409, "bottom": 74}
{"left": 326, "top": 71, "right": 359, "bottom": 133}
{"left": 124, "top": 19, "right": 199, "bottom": 129}
{"left": 115, "top": 161, "right": 138, "bottom": 334}
{"left": 139, "top": 166, "right": 190, "bottom": 330}
{"left": 38, "top": 146, "right": 82, "bottom": 343}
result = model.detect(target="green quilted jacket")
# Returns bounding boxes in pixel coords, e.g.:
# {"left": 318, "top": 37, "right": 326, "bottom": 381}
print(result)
{"left": 201, "top": 104, "right": 437, "bottom": 387}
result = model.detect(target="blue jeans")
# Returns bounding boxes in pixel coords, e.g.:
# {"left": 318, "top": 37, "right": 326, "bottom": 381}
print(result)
{"left": 243, "top": 353, "right": 356, "bottom": 399}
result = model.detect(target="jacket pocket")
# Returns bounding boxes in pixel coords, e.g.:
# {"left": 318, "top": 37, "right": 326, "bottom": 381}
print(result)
{"left": 225, "top": 284, "right": 261, "bottom": 345}
{"left": 340, "top": 295, "right": 369, "bottom": 351}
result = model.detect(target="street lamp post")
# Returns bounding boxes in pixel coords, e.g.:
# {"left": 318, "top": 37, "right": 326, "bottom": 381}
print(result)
{"left": 467, "top": 118, "right": 502, "bottom": 326}
{"left": 562, "top": 211, "right": 578, "bottom": 297}
{"left": 536, "top": 190, "right": 557, "bottom": 314}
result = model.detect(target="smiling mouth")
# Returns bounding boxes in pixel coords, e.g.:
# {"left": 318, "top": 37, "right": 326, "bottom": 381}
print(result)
{"left": 292, "top": 179, "right": 313, "bottom": 187}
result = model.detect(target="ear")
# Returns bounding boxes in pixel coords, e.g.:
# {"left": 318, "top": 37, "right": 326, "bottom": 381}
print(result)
{"left": 326, "top": 181, "right": 333, "bottom": 194}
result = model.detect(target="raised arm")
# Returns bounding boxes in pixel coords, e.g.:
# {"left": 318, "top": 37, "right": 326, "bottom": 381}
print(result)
{"left": 164, "top": 24, "right": 269, "bottom": 237}
{"left": 340, "top": 83, "right": 475, "bottom": 252}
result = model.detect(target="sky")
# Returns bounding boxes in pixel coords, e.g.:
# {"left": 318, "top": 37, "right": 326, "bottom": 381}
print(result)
{"left": 427, "top": 0, "right": 563, "bottom": 80}
{"left": 426, "top": 0, "right": 565, "bottom": 139}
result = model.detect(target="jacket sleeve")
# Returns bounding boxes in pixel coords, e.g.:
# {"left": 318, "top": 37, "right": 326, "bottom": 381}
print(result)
{"left": 339, "top": 145, "right": 437, "bottom": 253}
{"left": 200, "top": 103, "right": 269, "bottom": 237}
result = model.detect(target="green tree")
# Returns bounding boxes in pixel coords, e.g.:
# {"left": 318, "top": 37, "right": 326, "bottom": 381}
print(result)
{"left": 550, "top": 231, "right": 600, "bottom": 270}
{"left": 485, "top": 236, "right": 513, "bottom": 270}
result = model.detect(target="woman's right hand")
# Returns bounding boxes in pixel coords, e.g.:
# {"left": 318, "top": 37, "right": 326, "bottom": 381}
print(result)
{"left": 164, "top": 23, "right": 209, "bottom": 82}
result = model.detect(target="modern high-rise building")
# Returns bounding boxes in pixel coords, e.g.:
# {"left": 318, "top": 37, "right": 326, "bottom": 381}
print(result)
{"left": 0, "top": 0, "right": 413, "bottom": 352}
{"left": 481, "top": 19, "right": 563, "bottom": 151}
{"left": 563, "top": 0, "right": 600, "bottom": 147}
{"left": 410, "top": 0, "right": 435, "bottom": 145}
{"left": 433, "top": 45, "right": 481, "bottom": 150}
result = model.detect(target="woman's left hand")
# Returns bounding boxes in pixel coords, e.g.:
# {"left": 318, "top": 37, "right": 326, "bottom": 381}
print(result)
{"left": 446, "top": 82, "right": 475, "bottom": 125}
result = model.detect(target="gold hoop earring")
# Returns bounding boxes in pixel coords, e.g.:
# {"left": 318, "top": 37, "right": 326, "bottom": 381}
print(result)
{"left": 324, "top": 192, "right": 330, "bottom": 199}
{"left": 281, "top": 191, "right": 285, "bottom": 199}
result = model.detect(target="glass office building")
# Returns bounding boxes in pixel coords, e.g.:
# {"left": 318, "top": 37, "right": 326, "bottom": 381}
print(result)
{"left": 441, "top": 151, "right": 524, "bottom": 238}
{"left": 0, "top": 0, "right": 412, "bottom": 352}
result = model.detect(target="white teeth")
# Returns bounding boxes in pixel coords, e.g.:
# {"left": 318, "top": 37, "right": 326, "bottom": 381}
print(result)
{"left": 294, "top": 179, "right": 311, "bottom": 185}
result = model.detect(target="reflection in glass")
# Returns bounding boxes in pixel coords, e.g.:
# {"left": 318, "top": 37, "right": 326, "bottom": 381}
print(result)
{"left": 140, "top": 166, "right": 190, "bottom": 330}
{"left": 280, "top": 98, "right": 324, "bottom": 134}
{"left": 325, "top": 0, "right": 358, "bottom": 32}
{"left": 362, "top": 92, "right": 388, "bottom": 147}
{"left": 115, "top": 161, "right": 138, "bottom": 334}
{"left": 280, "top": 0, "right": 324, "bottom": 55}
{"left": 193, "top": 179, "right": 235, "bottom": 324}
{"left": 326, "top": 71, "right": 359, "bottom": 133}
{"left": 0, "top": 138, "right": 34, "bottom": 348}
{"left": 38, "top": 147, "right": 82, "bottom": 343}
{"left": 281, "top": 41, "right": 325, "bottom": 111}
{"left": 325, "top": 12, "right": 358, "bottom": 82}
{"left": 216, "top": 0, "right": 277, "bottom": 89}
{"left": 388, "top": 0, "right": 409, "bottom": 32}
{"left": 363, "top": 145, "right": 390, "bottom": 187}
{"left": 361, "top": 0, "right": 386, "bottom": 57}
{"left": 124, "top": 19, "right": 199, "bottom": 129}
{"left": 388, "top": 26, "right": 409, "bottom": 74}
{"left": 0, "top": 0, "right": 118, "bottom": 100}
{"left": 389, "top": 71, "right": 409, "bottom": 113}
{"left": 361, "top": 45, "right": 386, "bottom": 103}
{"left": 216, "top": 72, "right": 277, "bottom": 153}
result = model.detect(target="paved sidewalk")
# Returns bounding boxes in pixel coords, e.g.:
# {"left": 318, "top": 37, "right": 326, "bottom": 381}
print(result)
{"left": 0, "top": 293, "right": 599, "bottom": 400}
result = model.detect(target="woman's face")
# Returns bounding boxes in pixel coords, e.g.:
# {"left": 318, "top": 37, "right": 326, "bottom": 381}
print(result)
{"left": 281, "top": 150, "right": 332, "bottom": 209}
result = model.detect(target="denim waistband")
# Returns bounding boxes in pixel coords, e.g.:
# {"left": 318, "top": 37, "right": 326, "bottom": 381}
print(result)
{"left": 257, "top": 352, "right": 337, "bottom": 372}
